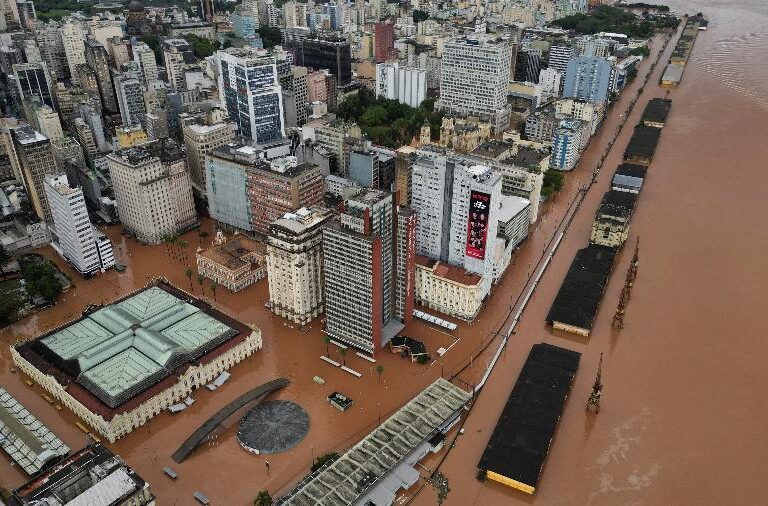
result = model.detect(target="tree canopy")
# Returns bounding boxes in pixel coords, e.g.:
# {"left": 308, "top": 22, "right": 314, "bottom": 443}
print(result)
{"left": 552, "top": 5, "right": 655, "bottom": 37}
{"left": 258, "top": 27, "right": 282, "bottom": 49}
{"left": 21, "top": 259, "right": 63, "bottom": 302}
{"left": 183, "top": 34, "right": 219, "bottom": 59}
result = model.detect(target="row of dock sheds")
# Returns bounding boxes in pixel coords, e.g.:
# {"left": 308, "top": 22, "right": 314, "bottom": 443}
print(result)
{"left": 547, "top": 98, "right": 671, "bottom": 337}
{"left": 662, "top": 15, "right": 707, "bottom": 87}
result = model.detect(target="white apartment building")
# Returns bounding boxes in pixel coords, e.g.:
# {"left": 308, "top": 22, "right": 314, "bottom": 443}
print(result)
{"left": 436, "top": 35, "right": 513, "bottom": 132}
{"left": 410, "top": 146, "right": 502, "bottom": 303}
{"left": 163, "top": 38, "right": 193, "bottom": 92}
{"left": 267, "top": 207, "right": 334, "bottom": 325}
{"left": 283, "top": 0, "right": 308, "bottom": 28}
{"left": 132, "top": 41, "right": 159, "bottom": 84}
{"left": 539, "top": 67, "right": 562, "bottom": 102}
{"left": 375, "top": 62, "right": 427, "bottom": 108}
{"left": 555, "top": 98, "right": 605, "bottom": 135}
{"left": 44, "top": 174, "right": 114, "bottom": 275}
{"left": 107, "top": 141, "right": 197, "bottom": 244}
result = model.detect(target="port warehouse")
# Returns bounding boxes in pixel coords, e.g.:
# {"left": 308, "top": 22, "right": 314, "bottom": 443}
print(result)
{"left": 662, "top": 15, "right": 705, "bottom": 87}
{"left": 547, "top": 99, "right": 670, "bottom": 336}
{"left": 477, "top": 343, "right": 580, "bottom": 494}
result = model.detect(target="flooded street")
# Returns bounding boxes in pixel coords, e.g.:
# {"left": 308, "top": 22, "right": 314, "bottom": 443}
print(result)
{"left": 1, "top": 2, "right": 767, "bottom": 504}
{"left": 419, "top": 1, "right": 768, "bottom": 505}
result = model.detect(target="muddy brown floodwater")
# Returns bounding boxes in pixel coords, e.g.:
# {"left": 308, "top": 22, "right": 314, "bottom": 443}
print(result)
{"left": 415, "top": 1, "right": 768, "bottom": 505}
{"left": 1, "top": 2, "right": 767, "bottom": 505}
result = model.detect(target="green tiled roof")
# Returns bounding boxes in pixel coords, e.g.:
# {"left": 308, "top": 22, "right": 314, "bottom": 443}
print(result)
{"left": 40, "top": 287, "right": 238, "bottom": 408}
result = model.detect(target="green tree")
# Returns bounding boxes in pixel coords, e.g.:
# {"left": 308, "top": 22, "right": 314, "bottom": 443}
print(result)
{"left": 197, "top": 274, "right": 205, "bottom": 296}
{"left": 413, "top": 10, "right": 429, "bottom": 22}
{"left": 376, "top": 364, "right": 384, "bottom": 383}
{"left": 183, "top": 34, "right": 219, "bottom": 59}
{"left": 22, "top": 260, "right": 63, "bottom": 302}
{"left": 0, "top": 291, "right": 23, "bottom": 327}
{"left": 254, "top": 490, "right": 272, "bottom": 506}
{"left": 210, "top": 281, "right": 217, "bottom": 302}
{"left": 258, "top": 27, "right": 282, "bottom": 49}
{"left": 542, "top": 170, "right": 565, "bottom": 198}
{"left": 339, "top": 348, "right": 348, "bottom": 367}
{"left": 185, "top": 267, "right": 193, "bottom": 291}
{"left": 322, "top": 335, "right": 331, "bottom": 357}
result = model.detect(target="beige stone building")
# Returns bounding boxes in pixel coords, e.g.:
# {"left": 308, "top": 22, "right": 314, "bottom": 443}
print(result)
{"left": 181, "top": 107, "right": 236, "bottom": 195}
{"left": 196, "top": 233, "right": 266, "bottom": 292}
{"left": 590, "top": 190, "right": 637, "bottom": 249}
{"left": 107, "top": 141, "right": 197, "bottom": 244}
{"left": 438, "top": 117, "right": 492, "bottom": 153}
{"left": 415, "top": 256, "right": 484, "bottom": 321}
{"left": 266, "top": 207, "right": 334, "bottom": 325}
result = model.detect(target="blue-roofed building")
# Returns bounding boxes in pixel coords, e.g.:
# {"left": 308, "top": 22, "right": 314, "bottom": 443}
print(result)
{"left": 550, "top": 119, "right": 584, "bottom": 171}
{"left": 563, "top": 56, "right": 612, "bottom": 103}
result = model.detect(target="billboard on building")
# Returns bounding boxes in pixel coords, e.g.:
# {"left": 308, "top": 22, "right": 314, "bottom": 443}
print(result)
{"left": 466, "top": 190, "right": 491, "bottom": 260}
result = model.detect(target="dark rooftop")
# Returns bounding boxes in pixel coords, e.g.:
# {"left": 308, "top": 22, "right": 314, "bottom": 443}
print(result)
{"left": 470, "top": 140, "right": 514, "bottom": 161}
{"left": 624, "top": 124, "right": 662, "bottom": 163}
{"left": 614, "top": 163, "right": 648, "bottom": 179}
{"left": 641, "top": 98, "right": 672, "bottom": 126}
{"left": 546, "top": 245, "right": 617, "bottom": 332}
{"left": 504, "top": 146, "right": 549, "bottom": 169}
{"left": 596, "top": 190, "right": 638, "bottom": 220}
{"left": 477, "top": 343, "right": 581, "bottom": 493}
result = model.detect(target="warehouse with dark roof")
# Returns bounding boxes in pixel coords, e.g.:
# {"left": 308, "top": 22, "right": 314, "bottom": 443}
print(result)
{"left": 624, "top": 125, "right": 662, "bottom": 165}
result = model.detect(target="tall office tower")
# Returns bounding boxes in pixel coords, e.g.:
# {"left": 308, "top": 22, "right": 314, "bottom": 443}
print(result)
{"left": 16, "top": 0, "right": 35, "bottom": 27}
{"left": 132, "top": 41, "right": 159, "bottom": 84}
{"left": 283, "top": 1, "right": 308, "bottom": 28}
{"left": 563, "top": 55, "right": 612, "bottom": 103}
{"left": 266, "top": 207, "right": 335, "bottom": 325}
{"left": 282, "top": 65, "right": 308, "bottom": 128}
{"left": 410, "top": 146, "right": 502, "bottom": 289}
{"left": 34, "top": 105, "right": 63, "bottom": 141}
{"left": 300, "top": 38, "right": 352, "bottom": 86}
{"left": 107, "top": 36, "right": 131, "bottom": 69}
{"left": 85, "top": 37, "right": 118, "bottom": 113}
{"left": 44, "top": 174, "right": 115, "bottom": 275}
{"left": 74, "top": 64, "right": 102, "bottom": 104}
{"left": 0, "top": 0, "right": 20, "bottom": 26}
{"left": 73, "top": 118, "right": 98, "bottom": 159}
{"left": 181, "top": 106, "right": 236, "bottom": 194}
{"left": 323, "top": 189, "right": 415, "bottom": 354}
{"left": 539, "top": 67, "right": 562, "bottom": 100}
{"left": 11, "top": 62, "right": 55, "bottom": 110}
{"left": 436, "top": 35, "right": 513, "bottom": 132}
{"left": 107, "top": 140, "right": 197, "bottom": 244}
{"left": 216, "top": 48, "right": 285, "bottom": 143}
{"left": 9, "top": 126, "right": 57, "bottom": 222}
{"left": 515, "top": 47, "right": 543, "bottom": 83}
{"left": 394, "top": 146, "right": 415, "bottom": 206}
{"left": 114, "top": 72, "right": 147, "bottom": 128}
{"left": 374, "top": 22, "right": 395, "bottom": 63}
{"left": 548, "top": 42, "right": 577, "bottom": 75}
{"left": 50, "top": 136, "right": 85, "bottom": 171}
{"left": 375, "top": 62, "right": 427, "bottom": 108}
{"left": 61, "top": 19, "right": 87, "bottom": 79}
{"left": 162, "top": 38, "right": 196, "bottom": 92}
{"left": 145, "top": 109, "right": 169, "bottom": 141}
{"left": 200, "top": 0, "right": 216, "bottom": 22}
{"left": 348, "top": 144, "right": 395, "bottom": 190}
{"left": 550, "top": 119, "right": 584, "bottom": 171}
{"left": 35, "top": 21, "right": 69, "bottom": 81}
{"left": 20, "top": 38, "right": 42, "bottom": 64}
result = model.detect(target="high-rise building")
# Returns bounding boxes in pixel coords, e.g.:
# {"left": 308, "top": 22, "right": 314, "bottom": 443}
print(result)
{"left": 282, "top": 65, "right": 308, "bottom": 128}
{"left": 300, "top": 38, "right": 352, "bottom": 86}
{"left": 85, "top": 37, "right": 118, "bottom": 113}
{"left": 548, "top": 42, "right": 577, "bottom": 75}
{"left": 563, "top": 55, "right": 612, "bottom": 103}
{"left": 550, "top": 119, "right": 584, "bottom": 171}
{"left": 61, "top": 19, "right": 87, "bottom": 78}
{"left": 107, "top": 140, "right": 197, "bottom": 244}
{"left": 266, "top": 207, "right": 334, "bottom": 325}
{"left": 44, "top": 174, "right": 115, "bottom": 275}
{"left": 132, "top": 41, "right": 159, "bottom": 84}
{"left": 51, "top": 136, "right": 85, "bottom": 171}
{"left": 216, "top": 48, "right": 285, "bottom": 143}
{"left": 181, "top": 107, "right": 236, "bottom": 195}
{"left": 35, "top": 21, "right": 69, "bottom": 81}
{"left": 323, "top": 189, "right": 415, "bottom": 353}
{"left": 9, "top": 126, "right": 57, "bottom": 222}
{"left": 73, "top": 118, "right": 98, "bottom": 159}
{"left": 200, "top": 0, "right": 216, "bottom": 22}
{"left": 11, "top": 62, "right": 55, "bottom": 110}
{"left": 539, "top": 67, "right": 562, "bottom": 101}
{"left": 283, "top": 0, "right": 308, "bottom": 28}
{"left": 162, "top": 38, "right": 196, "bottom": 92}
{"left": 205, "top": 144, "right": 255, "bottom": 233}
{"left": 375, "top": 62, "right": 427, "bottom": 108}
{"left": 394, "top": 145, "right": 416, "bottom": 206}
{"left": 436, "top": 36, "right": 513, "bottom": 131}
{"left": 34, "top": 105, "right": 63, "bottom": 142}
{"left": 114, "top": 72, "right": 147, "bottom": 128}
{"left": 374, "top": 22, "right": 395, "bottom": 63}
{"left": 410, "top": 146, "right": 502, "bottom": 285}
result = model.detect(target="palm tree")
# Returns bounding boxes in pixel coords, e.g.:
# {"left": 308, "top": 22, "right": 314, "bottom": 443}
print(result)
{"left": 210, "top": 281, "right": 217, "bottom": 302}
{"left": 197, "top": 274, "right": 205, "bottom": 296}
{"left": 376, "top": 365, "right": 384, "bottom": 383}
{"left": 322, "top": 335, "right": 331, "bottom": 357}
{"left": 254, "top": 490, "right": 272, "bottom": 506}
{"left": 339, "top": 348, "right": 348, "bottom": 367}
{"left": 177, "top": 239, "right": 189, "bottom": 263}
{"left": 185, "top": 267, "right": 193, "bottom": 291}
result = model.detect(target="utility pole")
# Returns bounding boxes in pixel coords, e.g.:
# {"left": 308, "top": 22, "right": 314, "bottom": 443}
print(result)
{"left": 587, "top": 353, "right": 604, "bottom": 413}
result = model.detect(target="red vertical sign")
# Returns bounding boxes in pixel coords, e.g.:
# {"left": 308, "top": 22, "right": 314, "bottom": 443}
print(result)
{"left": 466, "top": 191, "right": 491, "bottom": 260}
